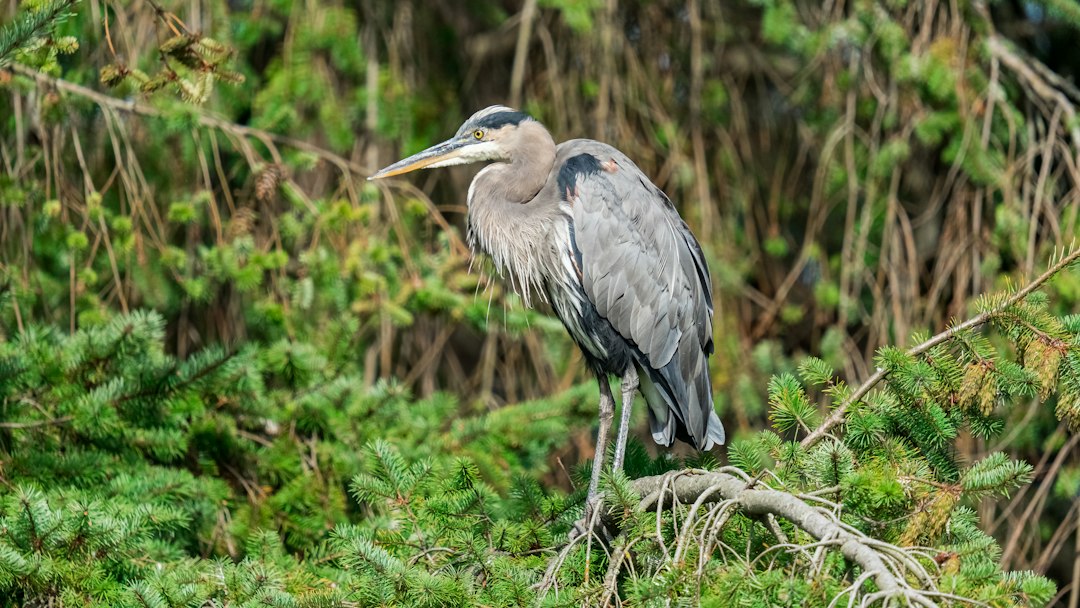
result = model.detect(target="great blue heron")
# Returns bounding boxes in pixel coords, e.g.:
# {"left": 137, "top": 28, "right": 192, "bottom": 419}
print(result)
{"left": 370, "top": 105, "right": 725, "bottom": 513}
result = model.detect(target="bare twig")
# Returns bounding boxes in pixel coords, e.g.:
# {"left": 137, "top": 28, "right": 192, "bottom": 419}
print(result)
{"left": 9, "top": 63, "right": 365, "bottom": 174}
{"left": 0, "top": 416, "right": 73, "bottom": 429}
{"left": 8, "top": 62, "right": 469, "bottom": 258}
{"left": 507, "top": 0, "right": 537, "bottom": 109}
{"left": 987, "top": 35, "right": 1080, "bottom": 168}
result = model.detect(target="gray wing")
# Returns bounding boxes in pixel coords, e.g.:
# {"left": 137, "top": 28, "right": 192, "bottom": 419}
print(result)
{"left": 562, "top": 142, "right": 724, "bottom": 449}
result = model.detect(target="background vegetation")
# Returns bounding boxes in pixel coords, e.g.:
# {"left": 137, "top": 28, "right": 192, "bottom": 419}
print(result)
{"left": 2, "top": 0, "right": 1080, "bottom": 605}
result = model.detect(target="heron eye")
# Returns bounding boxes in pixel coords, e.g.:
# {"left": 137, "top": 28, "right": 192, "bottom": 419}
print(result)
{"left": 472, "top": 130, "right": 484, "bottom": 140}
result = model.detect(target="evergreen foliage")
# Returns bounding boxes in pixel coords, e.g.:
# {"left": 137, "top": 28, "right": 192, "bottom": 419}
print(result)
{"left": 0, "top": 0, "right": 78, "bottom": 69}
{"left": 0, "top": 311, "right": 593, "bottom": 605}
{"left": 3, "top": 0, "right": 1080, "bottom": 604}
{"left": 3, "top": 265, "right": 1078, "bottom": 605}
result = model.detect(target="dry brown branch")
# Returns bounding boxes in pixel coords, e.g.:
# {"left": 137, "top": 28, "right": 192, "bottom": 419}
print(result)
{"left": 0, "top": 416, "right": 73, "bottom": 429}
{"left": 7, "top": 62, "right": 469, "bottom": 258}
{"left": 987, "top": 35, "right": 1080, "bottom": 168}
{"left": 1001, "top": 432, "right": 1080, "bottom": 568}
{"left": 507, "top": 0, "right": 537, "bottom": 109}
{"left": 8, "top": 64, "right": 352, "bottom": 172}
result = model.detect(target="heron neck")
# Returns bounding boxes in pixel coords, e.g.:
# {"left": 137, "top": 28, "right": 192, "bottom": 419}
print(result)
{"left": 487, "top": 145, "right": 555, "bottom": 204}
{"left": 466, "top": 133, "right": 560, "bottom": 305}
{"left": 471, "top": 119, "right": 556, "bottom": 204}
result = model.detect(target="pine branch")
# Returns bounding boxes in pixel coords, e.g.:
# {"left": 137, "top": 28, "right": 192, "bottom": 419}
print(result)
{"left": 0, "top": 0, "right": 79, "bottom": 68}
{"left": 801, "top": 246, "right": 1080, "bottom": 449}
{"left": 115, "top": 348, "right": 235, "bottom": 405}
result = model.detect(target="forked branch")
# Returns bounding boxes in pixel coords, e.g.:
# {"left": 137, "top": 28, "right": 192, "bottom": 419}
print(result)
{"left": 632, "top": 471, "right": 936, "bottom": 606}
{"left": 544, "top": 469, "right": 949, "bottom": 607}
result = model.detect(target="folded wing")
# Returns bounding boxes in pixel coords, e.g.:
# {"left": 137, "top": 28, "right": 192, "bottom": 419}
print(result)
{"left": 562, "top": 142, "right": 724, "bottom": 449}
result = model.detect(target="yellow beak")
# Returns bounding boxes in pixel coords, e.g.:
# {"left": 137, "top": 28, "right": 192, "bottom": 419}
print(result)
{"left": 368, "top": 137, "right": 469, "bottom": 180}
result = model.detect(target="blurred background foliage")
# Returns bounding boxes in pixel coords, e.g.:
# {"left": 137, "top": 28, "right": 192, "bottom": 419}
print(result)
{"left": 2, "top": 0, "right": 1080, "bottom": 604}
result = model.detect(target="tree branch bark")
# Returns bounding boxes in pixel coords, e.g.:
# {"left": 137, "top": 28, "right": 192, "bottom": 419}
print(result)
{"left": 633, "top": 471, "right": 907, "bottom": 597}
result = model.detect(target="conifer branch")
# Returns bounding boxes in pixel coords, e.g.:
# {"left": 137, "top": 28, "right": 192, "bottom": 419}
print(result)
{"left": 0, "top": 0, "right": 79, "bottom": 68}
{"left": 800, "top": 246, "right": 1080, "bottom": 449}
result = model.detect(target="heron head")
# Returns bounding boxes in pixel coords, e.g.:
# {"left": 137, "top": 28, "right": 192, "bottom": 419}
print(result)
{"left": 369, "top": 106, "right": 534, "bottom": 180}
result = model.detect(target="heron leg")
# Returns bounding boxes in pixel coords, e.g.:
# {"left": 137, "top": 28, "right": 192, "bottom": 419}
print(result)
{"left": 612, "top": 367, "right": 639, "bottom": 472}
{"left": 586, "top": 379, "right": 616, "bottom": 514}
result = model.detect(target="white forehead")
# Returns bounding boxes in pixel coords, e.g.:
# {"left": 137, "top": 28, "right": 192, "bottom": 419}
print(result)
{"left": 469, "top": 105, "right": 518, "bottom": 121}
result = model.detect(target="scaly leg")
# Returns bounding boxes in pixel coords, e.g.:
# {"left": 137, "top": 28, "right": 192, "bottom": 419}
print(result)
{"left": 613, "top": 367, "right": 639, "bottom": 472}
{"left": 585, "top": 379, "right": 616, "bottom": 516}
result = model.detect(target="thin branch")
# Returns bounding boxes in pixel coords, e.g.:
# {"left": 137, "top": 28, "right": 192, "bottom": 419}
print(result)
{"left": 800, "top": 246, "right": 1080, "bottom": 449}
{"left": 0, "top": 416, "right": 73, "bottom": 429}
{"left": 507, "top": 0, "right": 537, "bottom": 109}
{"left": 987, "top": 35, "right": 1080, "bottom": 168}
{"left": 6, "top": 63, "right": 470, "bottom": 256}
{"left": 7, "top": 63, "right": 364, "bottom": 174}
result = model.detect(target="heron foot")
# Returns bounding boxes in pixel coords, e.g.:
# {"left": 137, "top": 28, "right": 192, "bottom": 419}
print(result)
{"left": 544, "top": 498, "right": 612, "bottom": 600}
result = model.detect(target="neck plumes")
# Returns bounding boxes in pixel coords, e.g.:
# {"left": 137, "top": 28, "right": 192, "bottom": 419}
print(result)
{"left": 466, "top": 123, "right": 561, "bottom": 306}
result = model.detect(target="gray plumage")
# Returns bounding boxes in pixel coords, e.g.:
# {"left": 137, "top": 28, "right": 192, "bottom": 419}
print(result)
{"left": 371, "top": 105, "right": 725, "bottom": 509}
{"left": 552, "top": 140, "right": 723, "bottom": 450}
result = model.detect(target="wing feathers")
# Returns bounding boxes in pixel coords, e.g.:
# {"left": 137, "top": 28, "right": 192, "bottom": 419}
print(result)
{"left": 563, "top": 143, "right": 724, "bottom": 449}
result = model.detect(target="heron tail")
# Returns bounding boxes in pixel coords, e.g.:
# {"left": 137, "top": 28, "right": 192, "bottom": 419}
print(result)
{"left": 636, "top": 357, "right": 725, "bottom": 450}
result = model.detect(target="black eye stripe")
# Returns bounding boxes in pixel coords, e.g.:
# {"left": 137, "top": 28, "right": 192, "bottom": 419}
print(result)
{"left": 472, "top": 111, "right": 530, "bottom": 130}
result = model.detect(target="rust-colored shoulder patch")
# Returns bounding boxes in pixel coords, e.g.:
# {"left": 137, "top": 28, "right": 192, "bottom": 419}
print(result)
{"left": 602, "top": 159, "right": 619, "bottom": 173}
{"left": 568, "top": 247, "right": 583, "bottom": 281}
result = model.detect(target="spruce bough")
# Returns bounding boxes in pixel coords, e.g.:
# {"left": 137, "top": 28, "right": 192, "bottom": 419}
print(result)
{"left": 2, "top": 250, "right": 1078, "bottom": 605}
